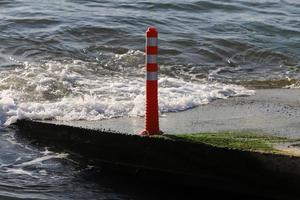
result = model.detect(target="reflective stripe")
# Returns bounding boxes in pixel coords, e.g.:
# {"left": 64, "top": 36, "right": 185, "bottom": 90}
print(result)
{"left": 147, "top": 55, "right": 157, "bottom": 64}
{"left": 147, "top": 71, "right": 158, "bottom": 80}
{"left": 147, "top": 37, "right": 157, "bottom": 47}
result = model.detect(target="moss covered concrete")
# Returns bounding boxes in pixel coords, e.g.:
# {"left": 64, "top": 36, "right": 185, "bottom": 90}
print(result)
{"left": 164, "top": 132, "right": 300, "bottom": 154}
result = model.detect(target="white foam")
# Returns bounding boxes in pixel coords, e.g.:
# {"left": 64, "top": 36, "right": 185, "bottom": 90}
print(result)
{"left": 15, "top": 153, "right": 68, "bottom": 167}
{"left": 3, "top": 149, "right": 67, "bottom": 178}
{"left": 0, "top": 51, "right": 254, "bottom": 126}
{"left": 5, "top": 168, "right": 33, "bottom": 177}
{"left": 285, "top": 81, "right": 300, "bottom": 89}
{"left": 38, "top": 169, "right": 48, "bottom": 176}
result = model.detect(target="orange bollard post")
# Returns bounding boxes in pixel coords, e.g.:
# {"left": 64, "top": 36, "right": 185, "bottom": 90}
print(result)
{"left": 140, "top": 27, "right": 162, "bottom": 136}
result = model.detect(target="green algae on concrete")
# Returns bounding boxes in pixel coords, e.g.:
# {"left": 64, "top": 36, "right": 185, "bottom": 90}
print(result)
{"left": 166, "top": 132, "right": 299, "bottom": 153}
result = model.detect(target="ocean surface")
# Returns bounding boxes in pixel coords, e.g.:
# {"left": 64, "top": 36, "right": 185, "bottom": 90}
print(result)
{"left": 0, "top": 0, "right": 299, "bottom": 199}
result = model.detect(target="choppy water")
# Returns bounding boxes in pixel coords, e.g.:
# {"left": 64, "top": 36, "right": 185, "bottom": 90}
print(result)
{"left": 0, "top": 0, "right": 299, "bottom": 199}
{"left": 1, "top": 0, "right": 300, "bottom": 125}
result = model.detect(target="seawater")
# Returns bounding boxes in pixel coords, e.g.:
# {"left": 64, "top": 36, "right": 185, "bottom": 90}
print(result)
{"left": 0, "top": 0, "right": 299, "bottom": 199}
{"left": 1, "top": 0, "right": 300, "bottom": 125}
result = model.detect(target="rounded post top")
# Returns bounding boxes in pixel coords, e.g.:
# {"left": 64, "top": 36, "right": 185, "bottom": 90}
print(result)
{"left": 146, "top": 26, "right": 158, "bottom": 37}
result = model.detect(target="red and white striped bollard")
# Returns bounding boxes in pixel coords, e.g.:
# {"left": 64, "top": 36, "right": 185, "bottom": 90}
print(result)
{"left": 140, "top": 27, "right": 162, "bottom": 136}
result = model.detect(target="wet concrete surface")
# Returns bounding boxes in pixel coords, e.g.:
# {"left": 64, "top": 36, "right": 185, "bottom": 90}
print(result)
{"left": 39, "top": 89, "right": 300, "bottom": 137}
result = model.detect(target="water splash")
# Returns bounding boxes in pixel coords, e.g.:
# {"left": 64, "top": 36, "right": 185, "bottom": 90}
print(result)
{"left": 0, "top": 51, "right": 254, "bottom": 126}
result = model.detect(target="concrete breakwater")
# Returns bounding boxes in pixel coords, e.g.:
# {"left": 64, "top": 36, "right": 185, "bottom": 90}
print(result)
{"left": 14, "top": 119, "right": 300, "bottom": 199}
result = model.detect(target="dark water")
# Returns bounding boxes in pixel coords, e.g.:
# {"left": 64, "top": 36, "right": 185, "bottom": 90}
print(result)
{"left": 0, "top": 0, "right": 299, "bottom": 199}
{"left": 1, "top": 0, "right": 299, "bottom": 83}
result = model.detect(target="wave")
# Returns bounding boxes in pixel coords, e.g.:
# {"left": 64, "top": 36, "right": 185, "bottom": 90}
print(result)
{"left": 0, "top": 51, "right": 254, "bottom": 126}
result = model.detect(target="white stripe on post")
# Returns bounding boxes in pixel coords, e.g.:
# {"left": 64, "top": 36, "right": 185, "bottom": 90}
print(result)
{"left": 147, "top": 37, "right": 158, "bottom": 46}
{"left": 146, "top": 71, "right": 158, "bottom": 80}
{"left": 146, "top": 55, "right": 157, "bottom": 64}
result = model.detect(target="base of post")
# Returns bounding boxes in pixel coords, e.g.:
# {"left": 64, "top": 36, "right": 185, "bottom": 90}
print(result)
{"left": 139, "top": 129, "right": 163, "bottom": 136}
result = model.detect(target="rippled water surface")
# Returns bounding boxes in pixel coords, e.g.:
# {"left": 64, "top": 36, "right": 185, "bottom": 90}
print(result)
{"left": 0, "top": 0, "right": 299, "bottom": 199}
{"left": 1, "top": 0, "right": 299, "bottom": 79}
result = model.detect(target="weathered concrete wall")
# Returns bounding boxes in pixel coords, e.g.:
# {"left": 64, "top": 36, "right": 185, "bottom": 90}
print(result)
{"left": 14, "top": 119, "right": 300, "bottom": 199}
